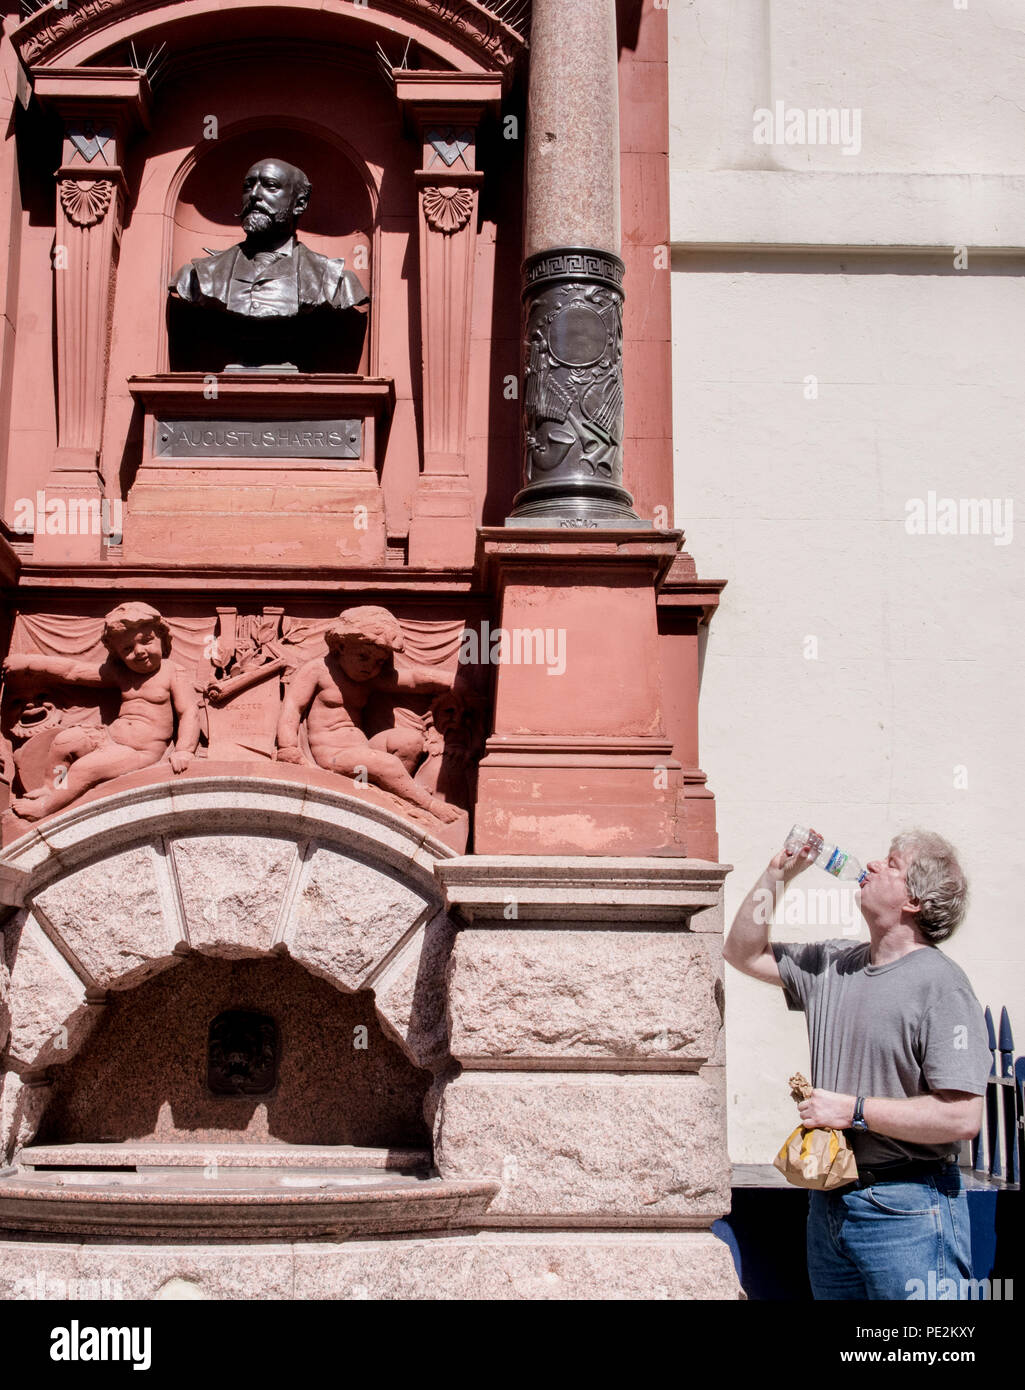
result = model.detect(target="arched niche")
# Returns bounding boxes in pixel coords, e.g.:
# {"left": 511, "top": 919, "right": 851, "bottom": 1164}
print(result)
{"left": 166, "top": 121, "right": 377, "bottom": 373}
{"left": 0, "top": 778, "right": 459, "bottom": 1161}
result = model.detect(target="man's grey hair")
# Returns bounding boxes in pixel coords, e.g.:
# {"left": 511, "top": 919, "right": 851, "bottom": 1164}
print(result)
{"left": 890, "top": 830, "right": 968, "bottom": 944}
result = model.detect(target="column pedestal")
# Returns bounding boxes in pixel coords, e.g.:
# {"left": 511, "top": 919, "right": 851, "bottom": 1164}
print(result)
{"left": 474, "top": 528, "right": 686, "bottom": 855}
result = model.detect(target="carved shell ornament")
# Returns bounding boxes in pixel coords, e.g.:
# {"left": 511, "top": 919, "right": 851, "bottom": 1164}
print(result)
{"left": 422, "top": 186, "right": 474, "bottom": 234}
{"left": 59, "top": 178, "right": 113, "bottom": 228}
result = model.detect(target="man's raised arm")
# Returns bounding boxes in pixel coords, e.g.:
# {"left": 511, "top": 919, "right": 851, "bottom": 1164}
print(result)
{"left": 723, "top": 843, "right": 815, "bottom": 986}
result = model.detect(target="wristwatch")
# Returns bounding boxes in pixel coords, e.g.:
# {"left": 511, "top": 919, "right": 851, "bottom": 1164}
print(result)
{"left": 851, "top": 1096, "right": 869, "bottom": 1132}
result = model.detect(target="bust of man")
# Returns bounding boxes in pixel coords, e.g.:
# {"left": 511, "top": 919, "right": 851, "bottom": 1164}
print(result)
{"left": 169, "top": 159, "right": 369, "bottom": 320}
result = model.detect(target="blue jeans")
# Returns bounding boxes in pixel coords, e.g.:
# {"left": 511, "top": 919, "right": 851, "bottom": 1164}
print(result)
{"left": 807, "top": 1166, "right": 972, "bottom": 1300}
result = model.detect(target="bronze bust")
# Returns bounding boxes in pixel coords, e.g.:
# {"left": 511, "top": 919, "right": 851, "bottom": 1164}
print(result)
{"left": 170, "top": 159, "right": 369, "bottom": 320}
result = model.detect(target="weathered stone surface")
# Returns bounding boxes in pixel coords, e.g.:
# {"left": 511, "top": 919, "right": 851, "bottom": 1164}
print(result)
{"left": 0, "top": 1072, "right": 52, "bottom": 1165}
{"left": 435, "top": 1070, "right": 729, "bottom": 1219}
{"left": 0, "top": 1232, "right": 739, "bottom": 1300}
{"left": 32, "top": 846, "right": 179, "bottom": 990}
{"left": 4, "top": 913, "right": 95, "bottom": 1068}
{"left": 295, "top": 1231, "right": 740, "bottom": 1300}
{"left": 0, "top": 1241, "right": 293, "bottom": 1301}
{"left": 373, "top": 913, "right": 456, "bottom": 1071}
{"left": 173, "top": 834, "right": 296, "bottom": 956}
{"left": 287, "top": 845, "right": 431, "bottom": 991}
{"left": 0, "top": 960, "right": 10, "bottom": 1053}
{"left": 449, "top": 929, "right": 720, "bottom": 1066}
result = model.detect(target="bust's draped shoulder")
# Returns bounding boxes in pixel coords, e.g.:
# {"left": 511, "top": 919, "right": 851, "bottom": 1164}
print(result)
{"left": 169, "top": 245, "right": 240, "bottom": 306}
{"left": 296, "top": 245, "right": 369, "bottom": 312}
{"left": 169, "top": 243, "right": 369, "bottom": 313}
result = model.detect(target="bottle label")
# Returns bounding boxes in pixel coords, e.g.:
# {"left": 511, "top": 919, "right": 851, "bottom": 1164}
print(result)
{"left": 824, "top": 848, "right": 848, "bottom": 877}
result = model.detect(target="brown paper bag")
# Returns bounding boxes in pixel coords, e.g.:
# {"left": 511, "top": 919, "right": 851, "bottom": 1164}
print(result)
{"left": 772, "top": 1072, "right": 859, "bottom": 1190}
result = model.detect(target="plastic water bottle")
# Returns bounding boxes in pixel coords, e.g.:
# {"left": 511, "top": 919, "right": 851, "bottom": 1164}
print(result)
{"left": 784, "top": 825, "right": 868, "bottom": 885}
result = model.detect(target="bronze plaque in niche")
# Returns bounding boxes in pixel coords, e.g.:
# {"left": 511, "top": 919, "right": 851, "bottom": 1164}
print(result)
{"left": 207, "top": 1010, "right": 278, "bottom": 1096}
{"left": 155, "top": 419, "right": 362, "bottom": 460}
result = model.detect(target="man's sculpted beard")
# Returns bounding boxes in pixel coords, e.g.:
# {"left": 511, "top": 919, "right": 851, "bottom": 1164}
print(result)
{"left": 241, "top": 204, "right": 293, "bottom": 239}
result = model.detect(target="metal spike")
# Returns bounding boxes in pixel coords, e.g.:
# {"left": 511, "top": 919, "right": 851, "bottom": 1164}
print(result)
{"left": 998, "top": 1006, "right": 1014, "bottom": 1077}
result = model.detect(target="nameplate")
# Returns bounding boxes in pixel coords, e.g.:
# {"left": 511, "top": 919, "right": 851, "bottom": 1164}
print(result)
{"left": 155, "top": 419, "right": 362, "bottom": 460}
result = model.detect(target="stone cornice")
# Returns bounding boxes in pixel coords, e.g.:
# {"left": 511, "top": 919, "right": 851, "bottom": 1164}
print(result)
{"left": 436, "top": 856, "right": 732, "bottom": 924}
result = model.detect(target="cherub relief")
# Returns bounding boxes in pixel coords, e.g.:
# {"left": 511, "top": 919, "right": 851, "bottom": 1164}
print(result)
{"left": 275, "top": 606, "right": 463, "bottom": 824}
{"left": 1, "top": 602, "right": 201, "bottom": 821}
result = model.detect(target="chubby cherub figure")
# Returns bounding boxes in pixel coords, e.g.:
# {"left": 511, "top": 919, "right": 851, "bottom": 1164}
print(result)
{"left": 2, "top": 602, "right": 201, "bottom": 821}
{"left": 275, "top": 606, "right": 462, "bottom": 824}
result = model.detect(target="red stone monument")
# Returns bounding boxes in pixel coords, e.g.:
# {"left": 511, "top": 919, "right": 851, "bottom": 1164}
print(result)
{"left": 0, "top": 0, "right": 736, "bottom": 1299}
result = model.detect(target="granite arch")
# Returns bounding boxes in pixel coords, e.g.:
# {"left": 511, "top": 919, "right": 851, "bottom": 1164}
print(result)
{"left": 0, "top": 777, "right": 458, "bottom": 1160}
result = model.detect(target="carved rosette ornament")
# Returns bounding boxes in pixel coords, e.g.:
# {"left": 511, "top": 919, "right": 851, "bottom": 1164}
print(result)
{"left": 58, "top": 177, "right": 114, "bottom": 228}
{"left": 422, "top": 185, "right": 475, "bottom": 234}
{"left": 508, "top": 248, "right": 642, "bottom": 528}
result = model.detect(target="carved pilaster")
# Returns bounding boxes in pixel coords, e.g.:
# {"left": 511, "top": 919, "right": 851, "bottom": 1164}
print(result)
{"left": 415, "top": 143, "right": 481, "bottom": 477}
{"left": 54, "top": 168, "right": 122, "bottom": 468}
{"left": 396, "top": 73, "right": 501, "bottom": 567}
{"left": 31, "top": 69, "right": 150, "bottom": 560}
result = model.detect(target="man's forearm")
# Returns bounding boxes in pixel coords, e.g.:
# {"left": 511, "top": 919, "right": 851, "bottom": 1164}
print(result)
{"left": 724, "top": 868, "right": 778, "bottom": 964}
{"left": 800, "top": 1089, "right": 982, "bottom": 1144}
{"left": 863, "top": 1094, "right": 981, "bottom": 1145}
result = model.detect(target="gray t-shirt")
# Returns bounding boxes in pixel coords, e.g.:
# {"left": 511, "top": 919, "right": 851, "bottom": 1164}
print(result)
{"left": 771, "top": 939, "right": 991, "bottom": 1167}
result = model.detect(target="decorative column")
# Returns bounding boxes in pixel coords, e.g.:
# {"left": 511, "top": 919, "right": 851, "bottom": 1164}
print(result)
{"left": 396, "top": 73, "right": 502, "bottom": 567}
{"left": 508, "top": 0, "right": 640, "bottom": 528}
{"left": 31, "top": 69, "right": 151, "bottom": 561}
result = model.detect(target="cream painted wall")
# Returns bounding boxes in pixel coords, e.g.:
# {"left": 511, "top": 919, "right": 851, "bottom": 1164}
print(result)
{"left": 668, "top": 1, "right": 1025, "bottom": 1162}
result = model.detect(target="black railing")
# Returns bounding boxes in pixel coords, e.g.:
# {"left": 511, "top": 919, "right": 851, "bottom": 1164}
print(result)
{"left": 970, "top": 1005, "right": 1023, "bottom": 1188}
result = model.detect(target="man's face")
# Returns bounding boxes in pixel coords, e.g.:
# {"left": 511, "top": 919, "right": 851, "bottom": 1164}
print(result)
{"left": 860, "top": 846, "right": 917, "bottom": 922}
{"left": 240, "top": 162, "right": 303, "bottom": 238}
{"left": 112, "top": 625, "right": 163, "bottom": 675}
{"left": 338, "top": 637, "right": 387, "bottom": 683}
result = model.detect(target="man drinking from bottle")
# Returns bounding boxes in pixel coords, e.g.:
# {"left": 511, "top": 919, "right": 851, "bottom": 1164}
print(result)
{"left": 724, "top": 830, "right": 990, "bottom": 1300}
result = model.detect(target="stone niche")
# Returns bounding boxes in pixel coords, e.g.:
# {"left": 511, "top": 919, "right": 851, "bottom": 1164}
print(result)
{"left": 119, "top": 120, "right": 390, "bottom": 567}
{"left": 165, "top": 127, "right": 374, "bottom": 377}
{"left": 34, "top": 955, "right": 432, "bottom": 1148}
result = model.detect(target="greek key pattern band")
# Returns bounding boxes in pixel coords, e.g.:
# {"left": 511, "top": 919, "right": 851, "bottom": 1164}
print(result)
{"left": 524, "top": 248, "right": 626, "bottom": 295}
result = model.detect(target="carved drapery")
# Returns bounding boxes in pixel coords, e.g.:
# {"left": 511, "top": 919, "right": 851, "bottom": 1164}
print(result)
{"left": 1, "top": 608, "right": 487, "bottom": 849}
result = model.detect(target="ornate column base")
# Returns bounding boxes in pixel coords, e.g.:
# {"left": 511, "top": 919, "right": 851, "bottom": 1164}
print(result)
{"left": 507, "top": 248, "right": 648, "bottom": 530}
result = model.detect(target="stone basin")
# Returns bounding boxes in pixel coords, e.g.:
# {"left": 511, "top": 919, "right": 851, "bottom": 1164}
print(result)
{"left": 0, "top": 1144, "right": 498, "bottom": 1241}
